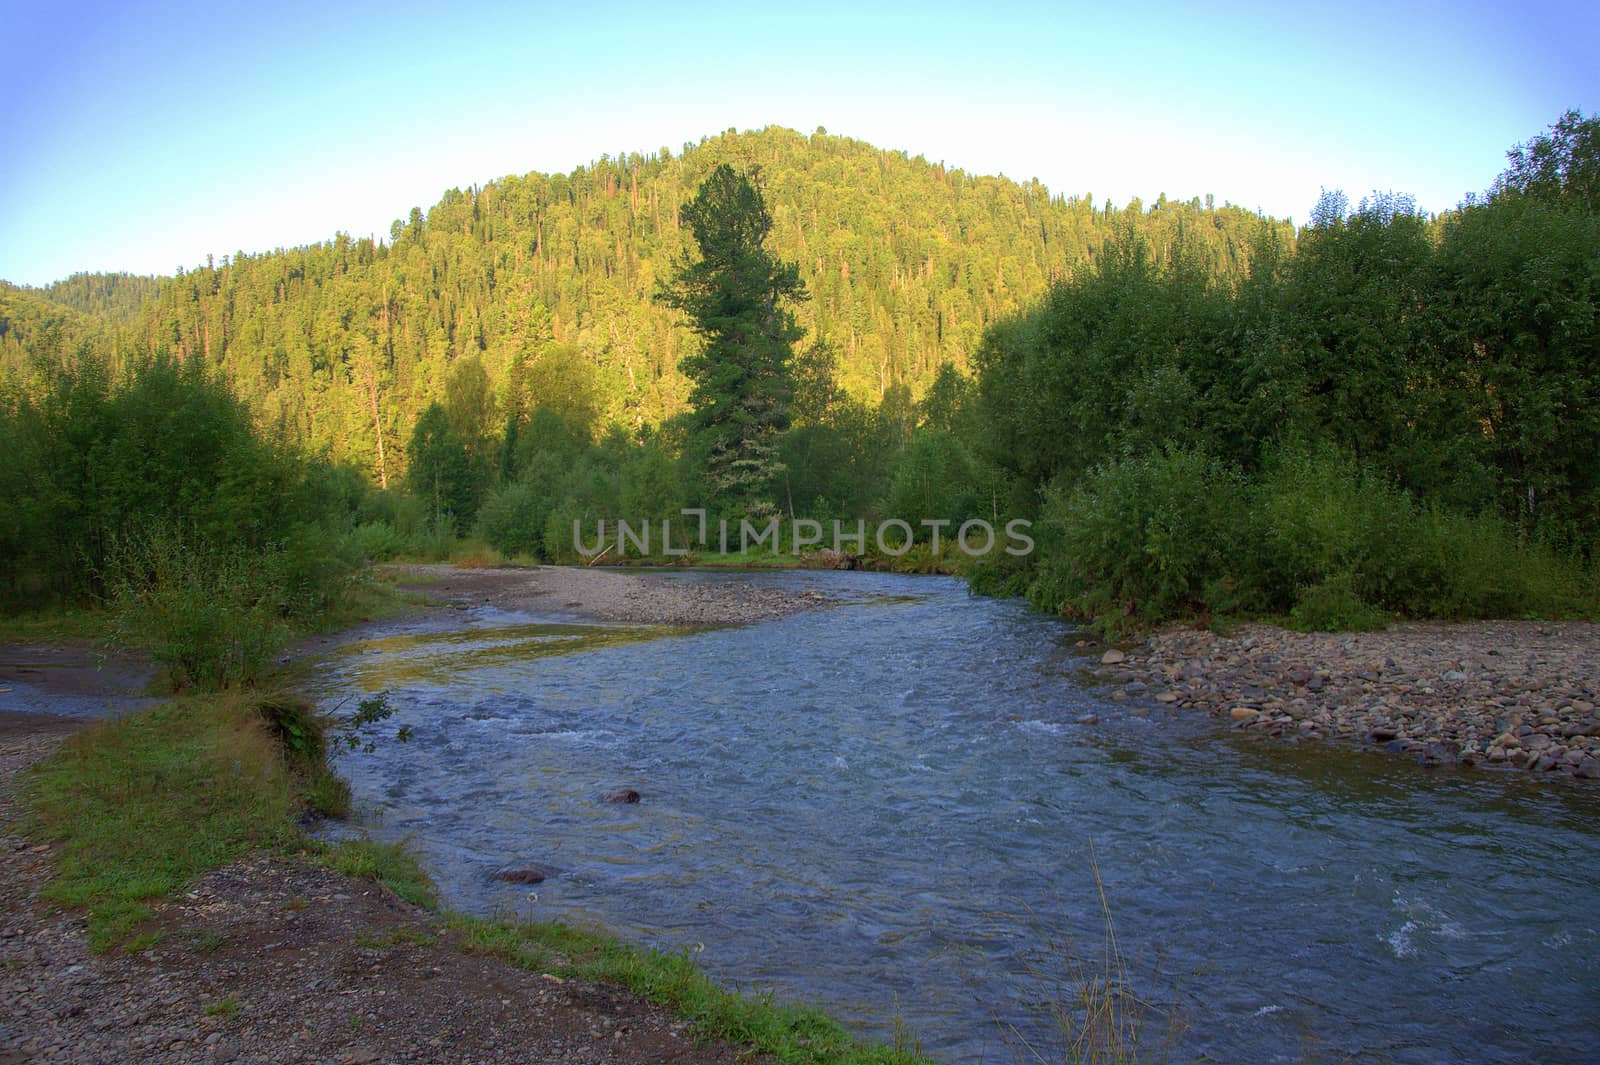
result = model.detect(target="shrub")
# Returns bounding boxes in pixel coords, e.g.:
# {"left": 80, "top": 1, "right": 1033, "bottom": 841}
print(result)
{"left": 351, "top": 521, "right": 406, "bottom": 562}
{"left": 1031, "top": 449, "right": 1263, "bottom": 631}
{"left": 476, "top": 481, "right": 550, "bottom": 558}
{"left": 106, "top": 527, "right": 289, "bottom": 691}
{"left": 1289, "top": 571, "right": 1390, "bottom": 632}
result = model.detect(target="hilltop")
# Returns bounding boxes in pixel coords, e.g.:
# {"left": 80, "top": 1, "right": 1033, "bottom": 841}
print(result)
{"left": 3, "top": 126, "right": 1289, "bottom": 483}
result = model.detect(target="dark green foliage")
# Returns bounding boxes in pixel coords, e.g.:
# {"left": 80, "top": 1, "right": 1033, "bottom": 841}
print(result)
{"left": 888, "top": 429, "right": 983, "bottom": 532}
{"left": 406, "top": 402, "right": 485, "bottom": 533}
{"left": 1026, "top": 441, "right": 1599, "bottom": 636}
{"left": 0, "top": 352, "right": 368, "bottom": 690}
{"left": 255, "top": 692, "right": 326, "bottom": 763}
{"left": 1496, "top": 109, "right": 1600, "bottom": 211}
{"left": 658, "top": 164, "right": 806, "bottom": 513}
{"left": 0, "top": 354, "right": 354, "bottom": 611}
{"left": 105, "top": 527, "right": 292, "bottom": 690}
{"left": 1289, "top": 573, "right": 1389, "bottom": 633}
{"left": 972, "top": 113, "right": 1600, "bottom": 631}
{"left": 1028, "top": 450, "right": 1263, "bottom": 630}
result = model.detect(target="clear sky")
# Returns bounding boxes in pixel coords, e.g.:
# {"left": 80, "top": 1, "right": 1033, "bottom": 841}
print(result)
{"left": 2, "top": 0, "right": 1595, "bottom": 286}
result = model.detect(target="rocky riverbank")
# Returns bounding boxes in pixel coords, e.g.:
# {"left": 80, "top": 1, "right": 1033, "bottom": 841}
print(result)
{"left": 388, "top": 563, "right": 841, "bottom": 626}
{"left": 1084, "top": 620, "right": 1600, "bottom": 779}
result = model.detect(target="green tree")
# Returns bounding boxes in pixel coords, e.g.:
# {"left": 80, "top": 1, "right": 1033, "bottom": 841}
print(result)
{"left": 406, "top": 403, "right": 481, "bottom": 532}
{"left": 658, "top": 164, "right": 807, "bottom": 514}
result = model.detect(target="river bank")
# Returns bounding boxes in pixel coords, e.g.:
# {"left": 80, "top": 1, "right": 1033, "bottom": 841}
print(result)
{"left": 0, "top": 567, "right": 917, "bottom": 1065}
{"left": 1084, "top": 619, "right": 1600, "bottom": 779}
{"left": 386, "top": 562, "right": 843, "bottom": 626}
{"left": 0, "top": 717, "right": 762, "bottom": 1064}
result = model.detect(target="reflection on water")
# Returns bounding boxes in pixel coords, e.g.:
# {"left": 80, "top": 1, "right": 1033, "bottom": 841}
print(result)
{"left": 309, "top": 570, "right": 1600, "bottom": 1064}
{"left": 337, "top": 621, "right": 688, "bottom": 690}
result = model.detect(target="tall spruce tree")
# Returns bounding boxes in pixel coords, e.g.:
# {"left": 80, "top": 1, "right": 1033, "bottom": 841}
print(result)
{"left": 657, "top": 164, "right": 807, "bottom": 515}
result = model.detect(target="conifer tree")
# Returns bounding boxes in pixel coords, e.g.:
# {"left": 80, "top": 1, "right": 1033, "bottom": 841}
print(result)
{"left": 657, "top": 164, "right": 807, "bottom": 514}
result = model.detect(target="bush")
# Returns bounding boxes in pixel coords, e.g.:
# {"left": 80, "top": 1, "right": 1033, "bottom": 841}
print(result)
{"left": 1289, "top": 571, "right": 1390, "bottom": 632}
{"left": 106, "top": 527, "right": 290, "bottom": 691}
{"left": 351, "top": 521, "right": 406, "bottom": 562}
{"left": 476, "top": 481, "right": 551, "bottom": 558}
{"left": 253, "top": 691, "right": 326, "bottom": 763}
{"left": 1031, "top": 449, "right": 1263, "bottom": 631}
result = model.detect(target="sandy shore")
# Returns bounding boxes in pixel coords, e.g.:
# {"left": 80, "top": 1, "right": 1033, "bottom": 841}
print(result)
{"left": 1084, "top": 620, "right": 1600, "bottom": 779}
{"left": 388, "top": 563, "right": 841, "bottom": 626}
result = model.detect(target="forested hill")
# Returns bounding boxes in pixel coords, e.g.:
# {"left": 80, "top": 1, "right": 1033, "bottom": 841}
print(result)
{"left": 3, "top": 125, "right": 1292, "bottom": 483}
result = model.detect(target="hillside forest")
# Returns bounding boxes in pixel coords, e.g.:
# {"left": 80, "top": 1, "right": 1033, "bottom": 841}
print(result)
{"left": 1, "top": 114, "right": 1596, "bottom": 666}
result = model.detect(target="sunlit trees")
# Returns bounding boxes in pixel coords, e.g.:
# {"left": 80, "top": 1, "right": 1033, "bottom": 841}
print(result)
{"left": 658, "top": 164, "right": 807, "bottom": 515}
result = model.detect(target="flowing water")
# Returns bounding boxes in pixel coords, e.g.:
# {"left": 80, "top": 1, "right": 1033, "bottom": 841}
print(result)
{"left": 310, "top": 570, "right": 1600, "bottom": 1063}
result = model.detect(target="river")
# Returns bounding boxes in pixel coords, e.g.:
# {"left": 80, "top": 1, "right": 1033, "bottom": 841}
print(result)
{"left": 310, "top": 570, "right": 1600, "bottom": 1063}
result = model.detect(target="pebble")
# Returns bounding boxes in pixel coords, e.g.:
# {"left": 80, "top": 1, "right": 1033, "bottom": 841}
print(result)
{"left": 1098, "top": 619, "right": 1599, "bottom": 780}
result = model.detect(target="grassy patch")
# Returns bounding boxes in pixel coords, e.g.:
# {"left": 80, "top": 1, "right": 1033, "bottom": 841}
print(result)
{"left": 451, "top": 914, "right": 933, "bottom": 1065}
{"left": 320, "top": 837, "right": 439, "bottom": 909}
{"left": 0, "top": 606, "right": 113, "bottom": 644}
{"left": 203, "top": 994, "right": 240, "bottom": 1018}
{"left": 23, "top": 692, "right": 304, "bottom": 950}
{"left": 353, "top": 926, "right": 437, "bottom": 949}
{"left": 677, "top": 547, "right": 805, "bottom": 569}
{"left": 315, "top": 570, "right": 435, "bottom": 632}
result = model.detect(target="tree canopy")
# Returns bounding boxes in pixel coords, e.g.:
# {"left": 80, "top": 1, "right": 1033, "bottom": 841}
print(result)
{"left": 658, "top": 164, "right": 806, "bottom": 512}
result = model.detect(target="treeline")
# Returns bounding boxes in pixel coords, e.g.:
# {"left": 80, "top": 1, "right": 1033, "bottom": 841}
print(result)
{"left": 0, "top": 356, "right": 375, "bottom": 685}
{"left": 4, "top": 126, "right": 1287, "bottom": 491}
{"left": 957, "top": 112, "right": 1600, "bottom": 630}
{"left": 6, "top": 115, "right": 1596, "bottom": 637}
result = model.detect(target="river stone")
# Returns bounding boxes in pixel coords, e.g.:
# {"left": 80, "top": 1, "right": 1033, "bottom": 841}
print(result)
{"left": 1576, "top": 758, "right": 1600, "bottom": 780}
{"left": 1101, "top": 648, "right": 1127, "bottom": 665}
{"left": 1229, "top": 707, "right": 1259, "bottom": 721}
{"left": 1076, "top": 714, "right": 1099, "bottom": 725}
{"left": 1155, "top": 691, "right": 1179, "bottom": 703}
{"left": 494, "top": 866, "right": 547, "bottom": 884}
{"left": 602, "top": 788, "right": 641, "bottom": 804}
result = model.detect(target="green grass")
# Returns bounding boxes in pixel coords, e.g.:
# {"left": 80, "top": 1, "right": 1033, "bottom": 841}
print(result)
{"left": 0, "top": 605, "right": 113, "bottom": 644}
{"left": 675, "top": 547, "right": 806, "bottom": 568}
{"left": 203, "top": 994, "right": 241, "bottom": 1018}
{"left": 313, "top": 570, "right": 436, "bottom": 632}
{"left": 22, "top": 692, "right": 305, "bottom": 950}
{"left": 320, "top": 837, "right": 439, "bottom": 909}
{"left": 450, "top": 914, "right": 933, "bottom": 1064}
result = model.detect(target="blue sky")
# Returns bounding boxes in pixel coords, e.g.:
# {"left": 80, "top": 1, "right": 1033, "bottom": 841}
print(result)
{"left": 2, "top": 0, "right": 1595, "bottom": 286}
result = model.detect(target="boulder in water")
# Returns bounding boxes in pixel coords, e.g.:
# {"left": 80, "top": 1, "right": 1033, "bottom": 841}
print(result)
{"left": 495, "top": 866, "right": 548, "bottom": 884}
{"left": 602, "top": 788, "right": 641, "bottom": 804}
